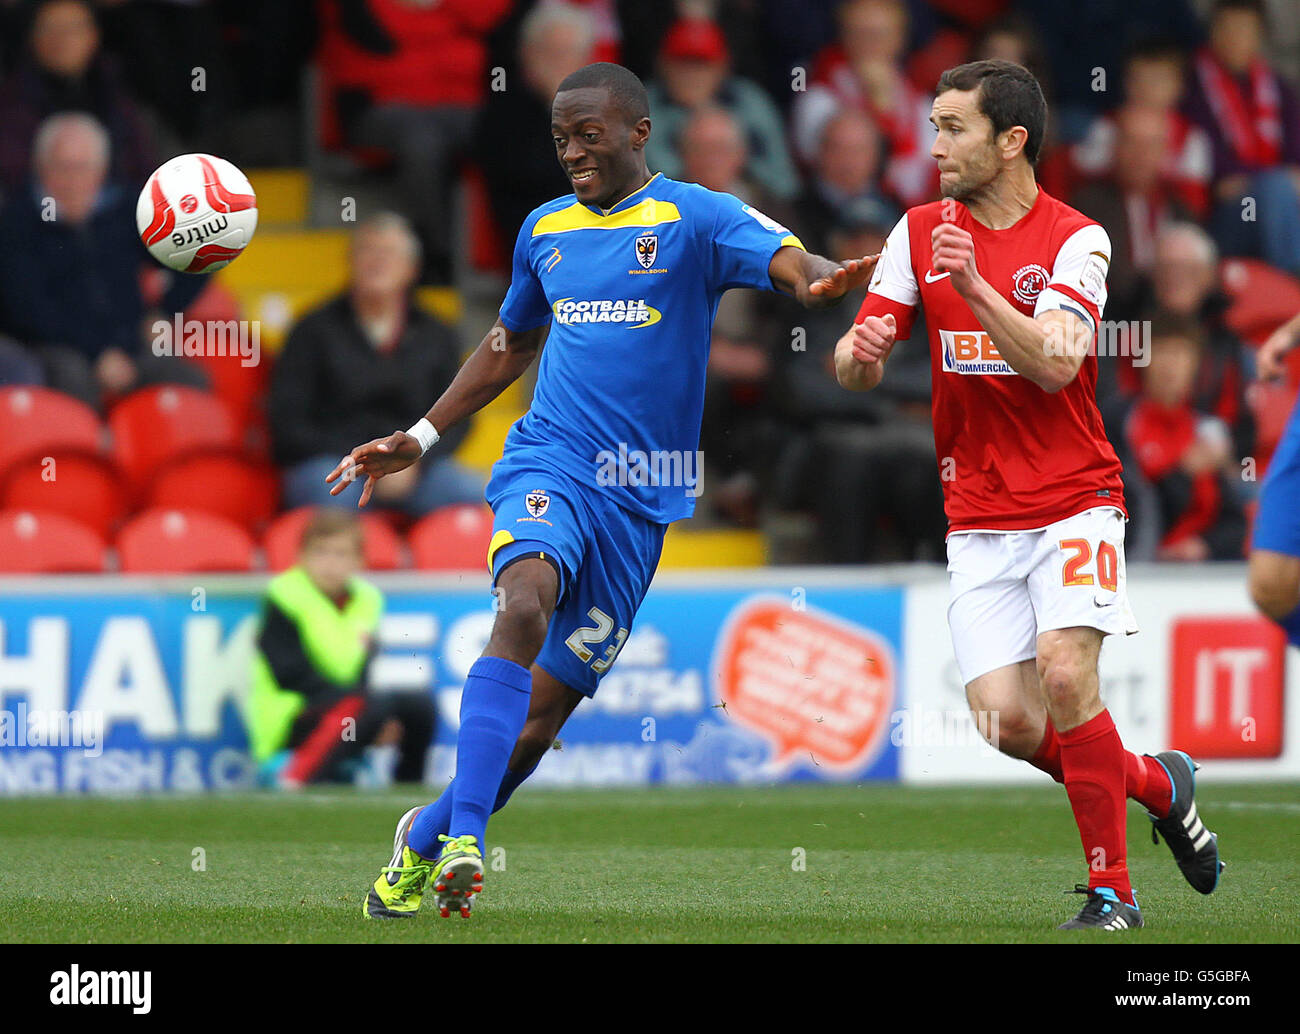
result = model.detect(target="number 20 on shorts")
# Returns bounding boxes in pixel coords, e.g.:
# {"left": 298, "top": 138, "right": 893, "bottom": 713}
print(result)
{"left": 1059, "top": 538, "right": 1118, "bottom": 591}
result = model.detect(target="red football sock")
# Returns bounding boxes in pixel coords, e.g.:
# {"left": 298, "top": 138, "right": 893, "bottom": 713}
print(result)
{"left": 1126, "top": 751, "right": 1173, "bottom": 818}
{"left": 1030, "top": 720, "right": 1173, "bottom": 817}
{"left": 1029, "top": 721, "right": 1064, "bottom": 782}
{"left": 1058, "top": 709, "right": 1133, "bottom": 906}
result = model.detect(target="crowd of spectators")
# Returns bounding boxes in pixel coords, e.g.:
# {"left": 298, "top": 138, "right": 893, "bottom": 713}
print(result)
{"left": 0, "top": 0, "right": 1298, "bottom": 565}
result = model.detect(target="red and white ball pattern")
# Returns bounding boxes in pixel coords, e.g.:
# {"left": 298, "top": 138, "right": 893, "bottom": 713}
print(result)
{"left": 136, "top": 153, "right": 258, "bottom": 273}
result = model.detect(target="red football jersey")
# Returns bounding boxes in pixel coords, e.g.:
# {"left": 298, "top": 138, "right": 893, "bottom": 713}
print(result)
{"left": 857, "top": 188, "right": 1126, "bottom": 533}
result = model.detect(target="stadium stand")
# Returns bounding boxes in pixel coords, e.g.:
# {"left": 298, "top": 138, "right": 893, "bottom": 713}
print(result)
{"left": 108, "top": 386, "right": 240, "bottom": 497}
{"left": 0, "top": 0, "right": 1295, "bottom": 570}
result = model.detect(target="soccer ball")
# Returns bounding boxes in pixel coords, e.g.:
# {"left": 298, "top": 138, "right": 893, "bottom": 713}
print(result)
{"left": 136, "top": 153, "right": 258, "bottom": 273}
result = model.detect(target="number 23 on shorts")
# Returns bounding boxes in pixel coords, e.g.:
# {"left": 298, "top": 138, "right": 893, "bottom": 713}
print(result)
{"left": 565, "top": 606, "right": 629, "bottom": 675}
{"left": 1059, "top": 538, "right": 1118, "bottom": 591}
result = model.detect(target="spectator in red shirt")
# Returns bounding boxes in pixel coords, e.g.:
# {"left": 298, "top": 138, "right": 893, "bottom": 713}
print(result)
{"left": 318, "top": 0, "right": 513, "bottom": 284}
{"left": 1072, "top": 40, "right": 1213, "bottom": 218}
{"left": 790, "top": 0, "right": 938, "bottom": 208}
{"left": 1183, "top": 0, "right": 1300, "bottom": 275}
{"left": 1122, "top": 315, "right": 1247, "bottom": 561}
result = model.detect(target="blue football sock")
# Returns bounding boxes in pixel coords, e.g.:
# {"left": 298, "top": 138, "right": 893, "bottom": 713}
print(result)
{"left": 408, "top": 761, "right": 540, "bottom": 859}
{"left": 1279, "top": 603, "right": 1300, "bottom": 650}
{"left": 447, "top": 656, "right": 532, "bottom": 848}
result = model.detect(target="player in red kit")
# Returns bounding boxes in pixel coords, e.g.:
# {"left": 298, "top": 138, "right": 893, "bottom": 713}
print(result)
{"left": 835, "top": 61, "right": 1224, "bottom": 930}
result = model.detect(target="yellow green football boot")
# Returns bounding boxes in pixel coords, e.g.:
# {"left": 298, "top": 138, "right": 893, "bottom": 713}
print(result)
{"left": 363, "top": 806, "right": 434, "bottom": 919}
{"left": 430, "top": 834, "right": 484, "bottom": 919}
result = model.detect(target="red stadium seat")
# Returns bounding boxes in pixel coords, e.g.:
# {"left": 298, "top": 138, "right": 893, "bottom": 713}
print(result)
{"left": 0, "top": 510, "right": 107, "bottom": 573}
{"left": 180, "top": 282, "right": 270, "bottom": 451}
{"left": 0, "top": 450, "right": 127, "bottom": 538}
{"left": 116, "top": 508, "right": 256, "bottom": 573}
{"left": 262, "top": 505, "right": 405, "bottom": 571}
{"left": 145, "top": 451, "right": 279, "bottom": 531}
{"left": 409, "top": 504, "right": 494, "bottom": 571}
{"left": 108, "top": 386, "right": 239, "bottom": 496}
{"left": 1220, "top": 258, "right": 1300, "bottom": 341}
{"left": 0, "top": 386, "right": 103, "bottom": 477}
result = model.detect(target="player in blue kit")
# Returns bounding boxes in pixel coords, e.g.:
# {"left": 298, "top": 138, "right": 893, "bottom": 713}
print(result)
{"left": 1248, "top": 310, "right": 1300, "bottom": 643}
{"left": 326, "top": 62, "right": 878, "bottom": 919}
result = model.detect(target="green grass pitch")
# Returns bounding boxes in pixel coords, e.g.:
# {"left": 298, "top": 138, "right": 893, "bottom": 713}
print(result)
{"left": 1, "top": 783, "right": 1295, "bottom": 943}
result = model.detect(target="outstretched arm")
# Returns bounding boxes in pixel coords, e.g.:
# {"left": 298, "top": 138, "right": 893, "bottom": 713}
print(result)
{"left": 325, "top": 317, "right": 547, "bottom": 506}
{"left": 768, "top": 246, "right": 880, "bottom": 309}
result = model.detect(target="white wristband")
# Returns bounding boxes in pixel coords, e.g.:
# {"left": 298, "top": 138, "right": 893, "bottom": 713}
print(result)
{"left": 405, "top": 418, "right": 440, "bottom": 456}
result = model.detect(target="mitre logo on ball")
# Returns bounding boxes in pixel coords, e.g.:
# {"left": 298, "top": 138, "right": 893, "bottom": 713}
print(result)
{"left": 136, "top": 153, "right": 258, "bottom": 274}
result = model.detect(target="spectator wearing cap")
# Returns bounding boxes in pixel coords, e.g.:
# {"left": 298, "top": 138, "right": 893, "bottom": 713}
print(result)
{"left": 645, "top": 17, "right": 800, "bottom": 201}
{"left": 790, "top": 0, "right": 938, "bottom": 208}
{"left": 790, "top": 107, "right": 899, "bottom": 259}
{"left": 1183, "top": 0, "right": 1300, "bottom": 276}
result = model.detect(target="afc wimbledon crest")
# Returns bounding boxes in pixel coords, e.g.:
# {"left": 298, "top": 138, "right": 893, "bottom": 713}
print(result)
{"left": 635, "top": 233, "right": 658, "bottom": 270}
{"left": 525, "top": 490, "right": 550, "bottom": 517}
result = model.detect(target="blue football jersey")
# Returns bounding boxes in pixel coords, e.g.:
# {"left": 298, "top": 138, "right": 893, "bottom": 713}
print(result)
{"left": 496, "top": 173, "right": 803, "bottom": 523}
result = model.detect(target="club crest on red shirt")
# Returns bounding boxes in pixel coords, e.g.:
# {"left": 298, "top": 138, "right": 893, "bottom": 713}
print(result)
{"left": 1011, "top": 263, "right": 1050, "bottom": 305}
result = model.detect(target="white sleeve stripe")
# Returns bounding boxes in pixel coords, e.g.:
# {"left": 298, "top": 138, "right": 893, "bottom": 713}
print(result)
{"left": 1036, "top": 287, "right": 1096, "bottom": 333}
{"left": 867, "top": 212, "right": 919, "bottom": 308}
{"left": 869, "top": 282, "right": 920, "bottom": 307}
{"left": 1043, "top": 222, "right": 1111, "bottom": 320}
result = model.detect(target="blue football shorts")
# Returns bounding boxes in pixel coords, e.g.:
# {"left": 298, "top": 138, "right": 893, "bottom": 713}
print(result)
{"left": 484, "top": 462, "right": 666, "bottom": 696}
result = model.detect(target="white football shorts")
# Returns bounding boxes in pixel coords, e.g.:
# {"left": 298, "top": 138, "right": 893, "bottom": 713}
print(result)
{"left": 945, "top": 506, "right": 1139, "bottom": 685}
